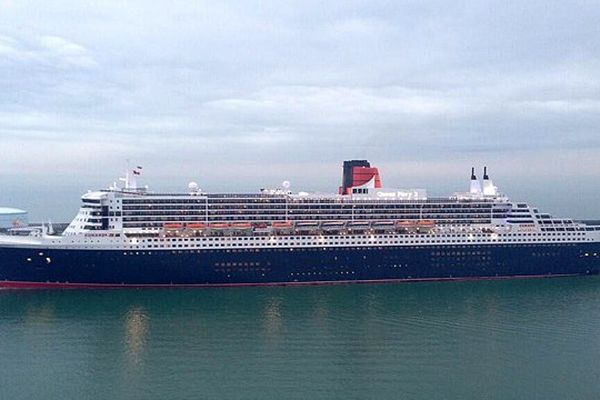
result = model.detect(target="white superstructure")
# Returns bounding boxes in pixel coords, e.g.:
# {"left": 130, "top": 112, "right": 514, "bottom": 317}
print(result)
{"left": 0, "top": 163, "right": 596, "bottom": 253}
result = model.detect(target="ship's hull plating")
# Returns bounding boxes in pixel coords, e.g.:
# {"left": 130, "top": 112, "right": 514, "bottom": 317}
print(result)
{"left": 1, "top": 243, "right": 599, "bottom": 288}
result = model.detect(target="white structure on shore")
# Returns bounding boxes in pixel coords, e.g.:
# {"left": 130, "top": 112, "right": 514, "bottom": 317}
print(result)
{"left": 0, "top": 207, "right": 28, "bottom": 229}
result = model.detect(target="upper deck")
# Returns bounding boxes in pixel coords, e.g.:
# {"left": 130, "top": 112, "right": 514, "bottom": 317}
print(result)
{"left": 61, "top": 160, "right": 586, "bottom": 237}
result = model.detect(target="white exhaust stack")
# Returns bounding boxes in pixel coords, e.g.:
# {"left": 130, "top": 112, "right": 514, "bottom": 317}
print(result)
{"left": 482, "top": 166, "right": 497, "bottom": 196}
{"left": 469, "top": 167, "right": 482, "bottom": 195}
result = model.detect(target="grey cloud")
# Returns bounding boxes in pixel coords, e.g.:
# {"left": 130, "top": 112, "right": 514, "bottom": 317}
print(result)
{"left": 0, "top": 1, "right": 599, "bottom": 220}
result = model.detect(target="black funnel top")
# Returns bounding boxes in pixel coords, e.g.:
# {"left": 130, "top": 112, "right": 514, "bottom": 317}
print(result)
{"left": 342, "top": 160, "right": 371, "bottom": 192}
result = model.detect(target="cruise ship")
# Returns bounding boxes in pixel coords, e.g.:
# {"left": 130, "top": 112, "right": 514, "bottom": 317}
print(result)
{"left": 1, "top": 160, "right": 599, "bottom": 288}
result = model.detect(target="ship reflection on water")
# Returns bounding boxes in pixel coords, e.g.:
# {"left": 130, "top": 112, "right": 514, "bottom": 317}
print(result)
{"left": 124, "top": 307, "right": 149, "bottom": 367}
{"left": 262, "top": 296, "right": 283, "bottom": 336}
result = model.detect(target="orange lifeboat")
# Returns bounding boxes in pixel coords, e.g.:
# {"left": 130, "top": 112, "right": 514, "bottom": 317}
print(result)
{"left": 209, "top": 222, "right": 230, "bottom": 230}
{"left": 273, "top": 221, "right": 293, "bottom": 229}
{"left": 231, "top": 222, "right": 252, "bottom": 230}
{"left": 164, "top": 223, "right": 183, "bottom": 230}
{"left": 395, "top": 220, "right": 415, "bottom": 227}
{"left": 416, "top": 219, "right": 435, "bottom": 233}
{"left": 417, "top": 220, "right": 435, "bottom": 226}
{"left": 187, "top": 222, "right": 207, "bottom": 230}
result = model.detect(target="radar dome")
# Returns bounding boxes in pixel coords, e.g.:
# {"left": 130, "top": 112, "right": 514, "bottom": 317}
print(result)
{"left": 282, "top": 180, "right": 291, "bottom": 189}
{"left": 188, "top": 182, "right": 199, "bottom": 192}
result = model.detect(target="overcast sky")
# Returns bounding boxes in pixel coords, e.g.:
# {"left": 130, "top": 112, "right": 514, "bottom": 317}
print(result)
{"left": 1, "top": 1, "right": 599, "bottom": 221}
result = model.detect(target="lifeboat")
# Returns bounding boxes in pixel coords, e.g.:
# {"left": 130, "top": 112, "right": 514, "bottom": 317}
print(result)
{"left": 187, "top": 223, "right": 207, "bottom": 230}
{"left": 417, "top": 220, "right": 435, "bottom": 226}
{"left": 395, "top": 220, "right": 416, "bottom": 233}
{"left": 231, "top": 222, "right": 252, "bottom": 230}
{"left": 395, "top": 220, "right": 416, "bottom": 227}
{"left": 321, "top": 221, "right": 346, "bottom": 231}
{"left": 372, "top": 220, "right": 395, "bottom": 231}
{"left": 272, "top": 221, "right": 293, "bottom": 229}
{"left": 416, "top": 219, "right": 435, "bottom": 233}
{"left": 209, "top": 222, "right": 230, "bottom": 230}
{"left": 348, "top": 221, "right": 370, "bottom": 231}
{"left": 296, "top": 221, "right": 320, "bottom": 231}
{"left": 373, "top": 220, "right": 394, "bottom": 226}
{"left": 163, "top": 223, "right": 183, "bottom": 230}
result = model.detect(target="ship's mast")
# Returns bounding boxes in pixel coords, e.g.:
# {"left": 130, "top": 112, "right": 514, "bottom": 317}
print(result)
{"left": 118, "top": 160, "right": 139, "bottom": 190}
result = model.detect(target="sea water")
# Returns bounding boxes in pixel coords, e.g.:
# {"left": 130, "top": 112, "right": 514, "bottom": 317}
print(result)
{"left": 1, "top": 277, "right": 599, "bottom": 399}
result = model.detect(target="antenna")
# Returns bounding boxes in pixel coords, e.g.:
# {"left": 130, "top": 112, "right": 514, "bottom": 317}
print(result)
{"left": 125, "top": 159, "right": 130, "bottom": 189}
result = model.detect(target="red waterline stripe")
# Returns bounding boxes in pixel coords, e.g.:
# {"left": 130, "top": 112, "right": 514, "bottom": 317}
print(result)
{"left": 0, "top": 274, "right": 583, "bottom": 290}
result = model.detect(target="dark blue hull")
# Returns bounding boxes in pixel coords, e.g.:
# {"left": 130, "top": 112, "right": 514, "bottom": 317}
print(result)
{"left": 1, "top": 243, "right": 599, "bottom": 288}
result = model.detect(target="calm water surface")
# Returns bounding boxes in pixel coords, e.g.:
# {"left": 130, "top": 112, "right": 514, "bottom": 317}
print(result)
{"left": 1, "top": 277, "right": 600, "bottom": 400}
